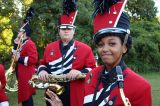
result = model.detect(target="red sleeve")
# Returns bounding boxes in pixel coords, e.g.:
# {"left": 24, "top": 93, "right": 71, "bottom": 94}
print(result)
{"left": 0, "top": 65, "right": 6, "bottom": 89}
{"left": 131, "top": 82, "right": 152, "bottom": 106}
{"left": 26, "top": 41, "right": 38, "bottom": 66}
{"left": 21, "top": 40, "right": 38, "bottom": 66}
{"left": 39, "top": 46, "right": 48, "bottom": 66}
{"left": 85, "top": 47, "right": 96, "bottom": 69}
{"left": 37, "top": 45, "right": 49, "bottom": 73}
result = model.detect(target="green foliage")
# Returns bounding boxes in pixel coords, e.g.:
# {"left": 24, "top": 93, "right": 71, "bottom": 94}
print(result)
{"left": 126, "top": 20, "right": 160, "bottom": 72}
{"left": 0, "top": 0, "right": 160, "bottom": 72}
{"left": 30, "top": 0, "right": 96, "bottom": 58}
{"left": 127, "top": 0, "right": 158, "bottom": 21}
{"left": 0, "top": 1, "right": 15, "bottom": 65}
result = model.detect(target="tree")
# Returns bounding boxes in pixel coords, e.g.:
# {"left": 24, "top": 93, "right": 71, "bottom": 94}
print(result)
{"left": 30, "top": 0, "right": 96, "bottom": 58}
{"left": 126, "top": 0, "right": 158, "bottom": 21}
{"left": 0, "top": 0, "right": 33, "bottom": 65}
{"left": 126, "top": 20, "right": 160, "bottom": 72}
{"left": 0, "top": 0, "right": 16, "bottom": 64}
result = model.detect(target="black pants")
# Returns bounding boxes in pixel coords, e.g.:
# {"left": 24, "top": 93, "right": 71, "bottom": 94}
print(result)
{"left": 22, "top": 96, "right": 34, "bottom": 106}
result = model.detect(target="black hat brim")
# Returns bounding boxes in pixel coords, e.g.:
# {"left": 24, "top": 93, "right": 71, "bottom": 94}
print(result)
{"left": 93, "top": 27, "right": 130, "bottom": 44}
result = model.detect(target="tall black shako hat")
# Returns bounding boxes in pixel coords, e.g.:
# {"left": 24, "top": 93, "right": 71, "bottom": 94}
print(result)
{"left": 21, "top": 23, "right": 31, "bottom": 37}
{"left": 93, "top": 0, "right": 130, "bottom": 44}
{"left": 59, "top": 0, "right": 78, "bottom": 29}
{"left": 20, "top": 7, "right": 35, "bottom": 37}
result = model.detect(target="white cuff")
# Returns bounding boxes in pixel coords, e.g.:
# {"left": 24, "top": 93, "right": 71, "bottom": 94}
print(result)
{"left": 12, "top": 49, "right": 16, "bottom": 54}
{"left": 85, "top": 68, "right": 92, "bottom": 72}
{"left": 24, "top": 57, "right": 29, "bottom": 66}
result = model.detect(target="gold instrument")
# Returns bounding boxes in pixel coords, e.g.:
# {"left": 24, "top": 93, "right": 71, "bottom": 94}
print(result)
{"left": 116, "top": 66, "right": 131, "bottom": 106}
{"left": 5, "top": 27, "right": 26, "bottom": 92}
{"left": 5, "top": 70, "right": 18, "bottom": 92}
{"left": 5, "top": 7, "right": 35, "bottom": 92}
{"left": 29, "top": 73, "right": 86, "bottom": 95}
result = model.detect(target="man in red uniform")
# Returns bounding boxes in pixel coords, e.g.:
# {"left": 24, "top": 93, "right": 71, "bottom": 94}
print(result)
{"left": 12, "top": 23, "right": 38, "bottom": 106}
{"left": 83, "top": 0, "right": 152, "bottom": 106}
{"left": 37, "top": 1, "right": 96, "bottom": 106}
{"left": 0, "top": 64, "right": 9, "bottom": 106}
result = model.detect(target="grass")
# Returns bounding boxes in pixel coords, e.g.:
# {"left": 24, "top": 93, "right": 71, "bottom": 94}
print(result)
{"left": 6, "top": 72, "right": 160, "bottom": 106}
{"left": 6, "top": 89, "right": 46, "bottom": 106}
{"left": 140, "top": 72, "right": 160, "bottom": 106}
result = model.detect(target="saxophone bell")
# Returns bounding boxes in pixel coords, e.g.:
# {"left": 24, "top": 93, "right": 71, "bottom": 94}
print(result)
{"left": 5, "top": 66, "right": 18, "bottom": 92}
{"left": 48, "top": 84, "right": 65, "bottom": 95}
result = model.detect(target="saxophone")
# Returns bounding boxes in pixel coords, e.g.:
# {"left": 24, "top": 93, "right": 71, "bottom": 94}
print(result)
{"left": 29, "top": 73, "right": 86, "bottom": 95}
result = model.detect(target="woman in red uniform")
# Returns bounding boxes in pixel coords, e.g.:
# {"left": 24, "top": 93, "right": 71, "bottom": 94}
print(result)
{"left": 12, "top": 23, "right": 38, "bottom": 106}
{"left": 83, "top": 0, "right": 152, "bottom": 106}
{"left": 0, "top": 64, "right": 9, "bottom": 106}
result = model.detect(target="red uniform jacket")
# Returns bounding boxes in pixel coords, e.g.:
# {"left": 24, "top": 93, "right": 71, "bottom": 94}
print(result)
{"left": 0, "top": 64, "right": 8, "bottom": 102}
{"left": 38, "top": 39, "right": 96, "bottom": 106}
{"left": 84, "top": 65, "right": 152, "bottom": 106}
{"left": 17, "top": 38, "right": 38, "bottom": 103}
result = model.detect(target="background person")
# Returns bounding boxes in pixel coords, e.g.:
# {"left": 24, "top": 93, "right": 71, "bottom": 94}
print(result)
{"left": 12, "top": 23, "right": 38, "bottom": 106}
{"left": 0, "top": 64, "right": 9, "bottom": 106}
{"left": 38, "top": 12, "right": 96, "bottom": 106}
{"left": 37, "top": 1, "right": 96, "bottom": 106}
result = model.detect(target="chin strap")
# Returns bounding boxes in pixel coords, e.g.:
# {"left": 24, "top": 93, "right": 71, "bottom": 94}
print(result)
{"left": 116, "top": 66, "right": 131, "bottom": 106}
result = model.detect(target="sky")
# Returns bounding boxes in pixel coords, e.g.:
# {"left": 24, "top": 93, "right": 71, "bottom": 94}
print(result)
{"left": 154, "top": 0, "right": 160, "bottom": 16}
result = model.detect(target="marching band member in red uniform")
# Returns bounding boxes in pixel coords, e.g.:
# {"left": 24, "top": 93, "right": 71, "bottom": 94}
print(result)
{"left": 0, "top": 64, "right": 9, "bottom": 106}
{"left": 38, "top": 1, "right": 96, "bottom": 106}
{"left": 83, "top": 0, "right": 152, "bottom": 106}
{"left": 12, "top": 23, "right": 38, "bottom": 106}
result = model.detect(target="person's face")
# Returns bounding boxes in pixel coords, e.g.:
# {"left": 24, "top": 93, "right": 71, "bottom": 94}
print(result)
{"left": 97, "top": 36, "right": 127, "bottom": 70}
{"left": 17, "top": 31, "right": 26, "bottom": 38}
{"left": 59, "top": 28, "right": 75, "bottom": 41}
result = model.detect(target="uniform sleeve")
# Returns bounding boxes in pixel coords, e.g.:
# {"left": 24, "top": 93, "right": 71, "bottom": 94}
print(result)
{"left": 0, "top": 65, "right": 6, "bottom": 89}
{"left": 37, "top": 47, "right": 49, "bottom": 73}
{"left": 80, "top": 47, "right": 96, "bottom": 73}
{"left": 22, "top": 42, "right": 38, "bottom": 66}
{"left": 131, "top": 82, "right": 152, "bottom": 106}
